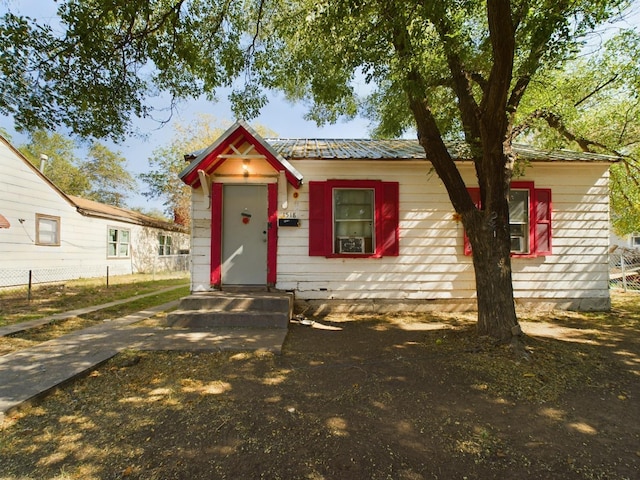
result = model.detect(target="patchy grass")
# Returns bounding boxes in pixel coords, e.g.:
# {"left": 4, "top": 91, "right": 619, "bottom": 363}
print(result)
{"left": 0, "top": 292, "right": 638, "bottom": 479}
{"left": 0, "top": 285, "right": 190, "bottom": 356}
{"left": 0, "top": 276, "right": 189, "bottom": 327}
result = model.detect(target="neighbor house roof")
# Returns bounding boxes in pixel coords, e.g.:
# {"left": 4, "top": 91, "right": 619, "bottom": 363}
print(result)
{"left": 0, "top": 134, "right": 185, "bottom": 233}
{"left": 267, "top": 139, "right": 620, "bottom": 163}
{"left": 68, "top": 196, "right": 187, "bottom": 232}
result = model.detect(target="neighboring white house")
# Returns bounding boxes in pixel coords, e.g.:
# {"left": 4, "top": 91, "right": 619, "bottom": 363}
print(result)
{"left": 179, "top": 121, "right": 617, "bottom": 313}
{"left": 610, "top": 231, "right": 640, "bottom": 250}
{"left": 0, "top": 134, "right": 189, "bottom": 287}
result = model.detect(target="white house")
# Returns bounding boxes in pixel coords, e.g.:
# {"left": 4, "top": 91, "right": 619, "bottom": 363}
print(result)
{"left": 179, "top": 121, "right": 617, "bottom": 313}
{"left": 0, "top": 135, "right": 189, "bottom": 287}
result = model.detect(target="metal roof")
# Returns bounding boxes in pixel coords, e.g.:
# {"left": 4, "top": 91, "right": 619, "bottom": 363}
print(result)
{"left": 266, "top": 139, "right": 619, "bottom": 163}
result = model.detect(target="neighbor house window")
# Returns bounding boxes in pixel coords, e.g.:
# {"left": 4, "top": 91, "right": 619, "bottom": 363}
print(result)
{"left": 36, "top": 214, "right": 60, "bottom": 246}
{"left": 159, "top": 234, "right": 172, "bottom": 256}
{"left": 631, "top": 233, "right": 640, "bottom": 248}
{"left": 309, "top": 180, "right": 399, "bottom": 258}
{"left": 108, "top": 228, "right": 130, "bottom": 257}
{"left": 464, "top": 181, "right": 552, "bottom": 257}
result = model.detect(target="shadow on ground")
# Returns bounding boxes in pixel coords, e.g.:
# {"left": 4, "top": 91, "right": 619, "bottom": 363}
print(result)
{"left": 1, "top": 305, "right": 638, "bottom": 480}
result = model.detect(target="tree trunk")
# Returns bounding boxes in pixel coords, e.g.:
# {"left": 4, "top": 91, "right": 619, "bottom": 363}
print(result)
{"left": 391, "top": 0, "right": 526, "bottom": 348}
{"left": 464, "top": 203, "right": 520, "bottom": 343}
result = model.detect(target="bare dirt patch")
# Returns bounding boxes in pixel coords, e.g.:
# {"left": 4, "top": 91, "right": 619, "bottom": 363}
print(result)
{"left": 1, "top": 294, "right": 639, "bottom": 480}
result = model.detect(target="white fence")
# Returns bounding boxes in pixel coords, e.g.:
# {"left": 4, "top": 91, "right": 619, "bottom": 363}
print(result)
{"left": 610, "top": 248, "right": 640, "bottom": 292}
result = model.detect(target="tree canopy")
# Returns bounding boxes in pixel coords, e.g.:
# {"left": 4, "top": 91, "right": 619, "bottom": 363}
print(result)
{"left": 83, "top": 142, "right": 137, "bottom": 207}
{"left": 1, "top": 0, "right": 636, "bottom": 343}
{"left": 513, "top": 29, "right": 640, "bottom": 235}
{"left": 20, "top": 130, "right": 90, "bottom": 196}
{"left": 139, "top": 115, "right": 233, "bottom": 226}
{"left": 19, "top": 130, "right": 136, "bottom": 207}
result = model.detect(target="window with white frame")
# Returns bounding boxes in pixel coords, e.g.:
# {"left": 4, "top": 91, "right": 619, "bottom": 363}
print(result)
{"left": 108, "top": 228, "right": 130, "bottom": 257}
{"left": 333, "top": 188, "right": 375, "bottom": 254}
{"left": 508, "top": 189, "right": 530, "bottom": 254}
{"left": 36, "top": 214, "right": 60, "bottom": 246}
{"left": 158, "top": 234, "right": 172, "bottom": 256}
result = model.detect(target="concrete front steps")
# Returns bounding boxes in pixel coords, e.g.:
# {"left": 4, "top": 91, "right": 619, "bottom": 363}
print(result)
{"left": 167, "top": 290, "right": 293, "bottom": 329}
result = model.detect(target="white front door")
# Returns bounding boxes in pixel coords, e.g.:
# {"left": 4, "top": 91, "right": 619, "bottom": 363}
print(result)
{"left": 221, "top": 184, "right": 268, "bottom": 285}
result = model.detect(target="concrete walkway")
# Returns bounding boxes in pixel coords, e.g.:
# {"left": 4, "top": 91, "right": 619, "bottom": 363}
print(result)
{"left": 0, "top": 299, "right": 288, "bottom": 424}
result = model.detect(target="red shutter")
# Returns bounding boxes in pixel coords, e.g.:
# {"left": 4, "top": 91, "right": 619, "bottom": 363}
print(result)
{"left": 464, "top": 188, "right": 481, "bottom": 256}
{"left": 308, "top": 181, "right": 329, "bottom": 256}
{"left": 534, "top": 188, "right": 552, "bottom": 256}
{"left": 379, "top": 182, "right": 400, "bottom": 256}
{"left": 210, "top": 182, "right": 223, "bottom": 286}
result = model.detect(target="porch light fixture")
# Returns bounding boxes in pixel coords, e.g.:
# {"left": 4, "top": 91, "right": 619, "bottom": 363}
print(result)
{"left": 242, "top": 159, "right": 250, "bottom": 177}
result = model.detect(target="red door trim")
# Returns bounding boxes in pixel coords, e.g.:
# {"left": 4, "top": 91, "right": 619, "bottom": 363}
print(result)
{"left": 210, "top": 182, "right": 223, "bottom": 287}
{"left": 210, "top": 183, "right": 276, "bottom": 287}
{"left": 267, "top": 183, "right": 278, "bottom": 285}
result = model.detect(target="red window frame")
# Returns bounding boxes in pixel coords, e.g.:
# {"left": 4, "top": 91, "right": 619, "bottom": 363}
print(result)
{"left": 309, "top": 180, "right": 399, "bottom": 258}
{"left": 464, "top": 182, "right": 552, "bottom": 258}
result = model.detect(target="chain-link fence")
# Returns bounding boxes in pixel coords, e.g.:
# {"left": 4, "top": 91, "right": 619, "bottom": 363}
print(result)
{"left": 610, "top": 248, "right": 640, "bottom": 292}
{"left": 0, "top": 254, "right": 190, "bottom": 302}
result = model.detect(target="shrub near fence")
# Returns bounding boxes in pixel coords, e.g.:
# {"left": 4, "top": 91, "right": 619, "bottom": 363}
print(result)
{"left": 0, "top": 255, "right": 190, "bottom": 302}
{"left": 610, "top": 248, "right": 640, "bottom": 292}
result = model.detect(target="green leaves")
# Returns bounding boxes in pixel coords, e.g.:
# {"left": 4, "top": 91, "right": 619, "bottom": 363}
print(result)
{"left": 515, "top": 29, "right": 640, "bottom": 233}
{"left": 2, "top": 0, "right": 633, "bottom": 143}
{"left": 19, "top": 130, "right": 135, "bottom": 207}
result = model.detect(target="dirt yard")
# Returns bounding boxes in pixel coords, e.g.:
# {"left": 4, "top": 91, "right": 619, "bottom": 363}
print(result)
{"left": 1, "top": 294, "right": 639, "bottom": 480}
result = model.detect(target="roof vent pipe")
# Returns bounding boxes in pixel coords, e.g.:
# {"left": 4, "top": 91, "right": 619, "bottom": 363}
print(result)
{"left": 39, "top": 154, "right": 48, "bottom": 173}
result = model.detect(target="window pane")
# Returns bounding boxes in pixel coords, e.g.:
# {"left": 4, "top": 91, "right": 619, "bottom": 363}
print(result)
{"left": 509, "top": 190, "right": 529, "bottom": 253}
{"left": 335, "top": 220, "right": 372, "bottom": 238}
{"left": 335, "top": 190, "right": 373, "bottom": 220}
{"left": 333, "top": 188, "right": 374, "bottom": 254}
{"left": 108, "top": 228, "right": 130, "bottom": 257}
{"left": 509, "top": 190, "right": 528, "bottom": 222}
{"left": 37, "top": 217, "right": 59, "bottom": 245}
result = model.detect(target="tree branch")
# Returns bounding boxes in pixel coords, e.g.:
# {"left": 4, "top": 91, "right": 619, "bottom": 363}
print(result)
{"left": 429, "top": 15, "right": 482, "bottom": 145}
{"left": 484, "top": 0, "right": 515, "bottom": 119}
{"left": 574, "top": 74, "right": 619, "bottom": 107}
{"left": 247, "top": 0, "right": 266, "bottom": 58}
{"left": 514, "top": 108, "right": 631, "bottom": 159}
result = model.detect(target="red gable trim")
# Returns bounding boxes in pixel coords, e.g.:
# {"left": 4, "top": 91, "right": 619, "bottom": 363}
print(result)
{"left": 180, "top": 122, "right": 303, "bottom": 189}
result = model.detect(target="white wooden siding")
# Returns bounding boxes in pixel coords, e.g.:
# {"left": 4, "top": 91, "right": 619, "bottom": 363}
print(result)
{"left": 188, "top": 156, "right": 612, "bottom": 311}
{"left": 275, "top": 160, "right": 611, "bottom": 310}
{"left": 0, "top": 139, "right": 188, "bottom": 284}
